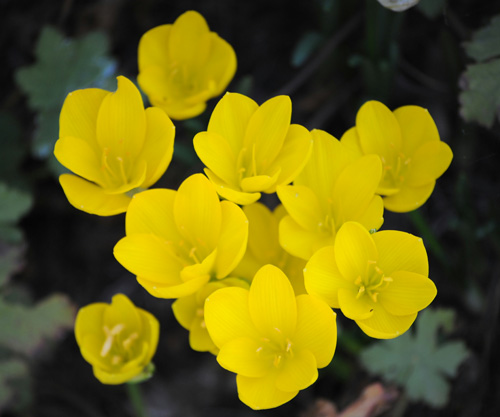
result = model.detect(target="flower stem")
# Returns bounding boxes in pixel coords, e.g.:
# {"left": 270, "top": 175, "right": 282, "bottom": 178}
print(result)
{"left": 126, "top": 383, "right": 148, "bottom": 417}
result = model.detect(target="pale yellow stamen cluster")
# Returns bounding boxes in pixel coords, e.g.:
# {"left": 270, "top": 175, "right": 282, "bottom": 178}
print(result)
{"left": 354, "top": 260, "right": 393, "bottom": 302}
{"left": 100, "top": 323, "right": 139, "bottom": 366}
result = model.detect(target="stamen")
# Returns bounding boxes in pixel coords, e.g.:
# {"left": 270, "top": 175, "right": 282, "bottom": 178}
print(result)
{"left": 189, "top": 247, "right": 200, "bottom": 264}
{"left": 356, "top": 286, "right": 366, "bottom": 299}
{"left": 274, "top": 354, "right": 282, "bottom": 367}
{"left": 116, "top": 156, "right": 128, "bottom": 184}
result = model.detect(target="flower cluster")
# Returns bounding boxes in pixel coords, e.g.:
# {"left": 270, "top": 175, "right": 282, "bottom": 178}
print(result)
{"left": 63, "top": 9, "right": 452, "bottom": 411}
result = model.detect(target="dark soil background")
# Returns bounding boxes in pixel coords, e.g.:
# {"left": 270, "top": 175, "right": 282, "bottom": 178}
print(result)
{"left": 2, "top": 0, "right": 500, "bottom": 416}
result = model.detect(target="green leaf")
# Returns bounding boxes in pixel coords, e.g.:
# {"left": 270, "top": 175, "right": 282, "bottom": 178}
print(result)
{"left": 464, "top": 15, "right": 500, "bottom": 62}
{"left": 417, "top": 0, "right": 446, "bottom": 19}
{"left": 0, "top": 294, "right": 75, "bottom": 355}
{"left": 360, "top": 309, "right": 470, "bottom": 408}
{"left": 0, "top": 358, "right": 30, "bottom": 412}
{"left": 291, "top": 31, "right": 324, "bottom": 67}
{"left": 0, "top": 183, "right": 32, "bottom": 226}
{"left": 15, "top": 26, "right": 117, "bottom": 159}
{"left": 0, "top": 243, "right": 25, "bottom": 288}
{"left": 0, "top": 113, "right": 26, "bottom": 183}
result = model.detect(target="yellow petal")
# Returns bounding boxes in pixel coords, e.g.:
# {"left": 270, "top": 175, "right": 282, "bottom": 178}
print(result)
{"left": 214, "top": 201, "right": 248, "bottom": 278}
{"left": 339, "top": 127, "right": 363, "bottom": 157}
{"left": 96, "top": 76, "right": 146, "bottom": 160}
{"left": 208, "top": 92, "right": 258, "bottom": 156}
{"left": 279, "top": 214, "right": 333, "bottom": 260}
{"left": 125, "top": 189, "right": 183, "bottom": 242}
{"left": 237, "top": 371, "right": 298, "bottom": 410}
{"left": 334, "top": 222, "right": 378, "bottom": 281}
{"left": 189, "top": 316, "right": 218, "bottom": 353}
{"left": 75, "top": 303, "right": 106, "bottom": 346}
{"left": 174, "top": 174, "right": 221, "bottom": 256}
{"left": 277, "top": 185, "right": 324, "bottom": 231}
{"left": 338, "top": 288, "right": 375, "bottom": 320}
{"left": 294, "top": 294, "right": 337, "bottom": 368}
{"left": 193, "top": 131, "right": 238, "bottom": 186}
{"left": 405, "top": 141, "right": 453, "bottom": 187}
{"left": 393, "top": 105, "right": 440, "bottom": 157}
{"left": 382, "top": 182, "right": 435, "bottom": 213}
{"left": 243, "top": 203, "right": 280, "bottom": 265}
{"left": 137, "top": 275, "right": 208, "bottom": 299}
{"left": 205, "top": 168, "right": 261, "bottom": 205}
{"left": 54, "top": 136, "right": 104, "bottom": 186}
{"left": 79, "top": 333, "right": 108, "bottom": 370}
{"left": 244, "top": 95, "right": 291, "bottom": 172}
{"left": 217, "top": 337, "right": 273, "bottom": 377}
{"left": 103, "top": 294, "right": 142, "bottom": 333}
{"left": 172, "top": 294, "right": 197, "bottom": 330}
{"left": 354, "top": 195, "right": 384, "bottom": 232}
{"left": 180, "top": 248, "right": 217, "bottom": 282}
{"left": 249, "top": 265, "right": 297, "bottom": 338}
{"left": 205, "top": 287, "right": 260, "bottom": 348}
{"left": 267, "top": 124, "right": 313, "bottom": 190}
{"left": 139, "top": 107, "right": 175, "bottom": 188}
{"left": 137, "top": 308, "right": 160, "bottom": 364}
{"left": 113, "top": 234, "right": 184, "bottom": 284}
{"left": 356, "top": 306, "right": 417, "bottom": 339}
{"left": 379, "top": 271, "right": 436, "bottom": 316}
{"left": 304, "top": 246, "right": 353, "bottom": 308}
{"left": 372, "top": 230, "right": 428, "bottom": 275}
{"left": 138, "top": 24, "right": 172, "bottom": 71}
{"left": 59, "top": 174, "right": 130, "bottom": 215}
{"left": 356, "top": 100, "right": 401, "bottom": 163}
{"left": 276, "top": 348, "right": 318, "bottom": 391}
{"left": 241, "top": 171, "right": 280, "bottom": 193}
{"left": 59, "top": 88, "right": 109, "bottom": 148}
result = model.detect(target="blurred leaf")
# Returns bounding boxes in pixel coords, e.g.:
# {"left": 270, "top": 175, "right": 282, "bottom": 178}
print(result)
{"left": 360, "top": 309, "right": 470, "bottom": 408}
{"left": 0, "top": 113, "right": 26, "bottom": 183}
{"left": 0, "top": 243, "right": 25, "bottom": 288}
{"left": 0, "top": 358, "right": 29, "bottom": 412}
{"left": 0, "top": 183, "right": 32, "bottom": 226}
{"left": 0, "top": 294, "right": 75, "bottom": 355}
{"left": 234, "top": 75, "right": 254, "bottom": 96}
{"left": 417, "top": 0, "right": 446, "bottom": 19}
{"left": 459, "top": 15, "right": 500, "bottom": 128}
{"left": 15, "top": 26, "right": 117, "bottom": 159}
{"left": 291, "top": 31, "right": 323, "bottom": 67}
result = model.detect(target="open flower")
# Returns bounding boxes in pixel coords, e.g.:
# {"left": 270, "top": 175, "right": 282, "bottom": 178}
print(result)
{"left": 138, "top": 10, "right": 236, "bottom": 120}
{"left": 341, "top": 101, "right": 453, "bottom": 212}
{"left": 194, "top": 92, "right": 313, "bottom": 205}
{"left": 74, "top": 294, "right": 159, "bottom": 384}
{"left": 277, "top": 129, "right": 384, "bottom": 260}
{"left": 304, "top": 221, "right": 437, "bottom": 339}
{"left": 113, "top": 174, "right": 248, "bottom": 299}
{"left": 205, "top": 264, "right": 337, "bottom": 410}
{"left": 232, "top": 202, "right": 307, "bottom": 295}
{"left": 54, "top": 76, "right": 175, "bottom": 216}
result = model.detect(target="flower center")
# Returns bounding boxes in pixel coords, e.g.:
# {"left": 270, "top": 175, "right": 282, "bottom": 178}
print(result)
{"left": 100, "top": 323, "right": 139, "bottom": 366}
{"left": 380, "top": 152, "right": 411, "bottom": 190}
{"left": 256, "top": 330, "right": 294, "bottom": 369}
{"left": 100, "top": 147, "right": 131, "bottom": 188}
{"left": 355, "top": 260, "right": 392, "bottom": 303}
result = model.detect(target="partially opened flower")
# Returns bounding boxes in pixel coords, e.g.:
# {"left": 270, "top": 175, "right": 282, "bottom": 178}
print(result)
{"left": 54, "top": 76, "right": 175, "bottom": 216}
{"left": 304, "top": 221, "right": 437, "bottom": 339}
{"left": 194, "top": 92, "right": 313, "bottom": 205}
{"left": 277, "top": 129, "right": 384, "bottom": 260}
{"left": 232, "top": 202, "right": 307, "bottom": 295}
{"left": 341, "top": 101, "right": 453, "bottom": 212}
{"left": 205, "top": 264, "right": 337, "bottom": 410}
{"left": 75, "top": 294, "right": 159, "bottom": 384}
{"left": 138, "top": 10, "right": 236, "bottom": 120}
{"left": 172, "top": 277, "right": 249, "bottom": 354}
{"left": 113, "top": 174, "right": 248, "bottom": 299}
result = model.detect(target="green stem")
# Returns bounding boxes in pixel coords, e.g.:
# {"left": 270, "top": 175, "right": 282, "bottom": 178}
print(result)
{"left": 126, "top": 383, "right": 148, "bottom": 417}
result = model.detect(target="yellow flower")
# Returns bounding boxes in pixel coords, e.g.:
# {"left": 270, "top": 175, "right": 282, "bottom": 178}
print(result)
{"left": 341, "top": 101, "right": 453, "bottom": 212}
{"left": 172, "top": 278, "right": 249, "bottom": 354}
{"left": 138, "top": 10, "right": 237, "bottom": 120}
{"left": 113, "top": 173, "right": 248, "bottom": 299}
{"left": 54, "top": 76, "right": 175, "bottom": 216}
{"left": 193, "top": 92, "right": 313, "bottom": 205}
{"left": 277, "top": 129, "right": 384, "bottom": 260}
{"left": 205, "top": 264, "right": 337, "bottom": 410}
{"left": 304, "top": 221, "right": 437, "bottom": 339}
{"left": 74, "top": 294, "right": 159, "bottom": 384}
{"left": 232, "top": 203, "right": 307, "bottom": 295}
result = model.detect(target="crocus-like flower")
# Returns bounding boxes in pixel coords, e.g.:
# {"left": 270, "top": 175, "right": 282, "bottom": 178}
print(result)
{"left": 304, "top": 221, "right": 437, "bottom": 339}
{"left": 277, "top": 129, "right": 384, "bottom": 260}
{"left": 205, "top": 264, "right": 337, "bottom": 410}
{"left": 341, "top": 101, "right": 453, "bottom": 212}
{"left": 232, "top": 202, "right": 307, "bottom": 295}
{"left": 113, "top": 173, "right": 248, "bottom": 299}
{"left": 74, "top": 293, "right": 159, "bottom": 384}
{"left": 54, "top": 76, "right": 175, "bottom": 216}
{"left": 138, "top": 10, "right": 237, "bottom": 120}
{"left": 172, "top": 278, "right": 249, "bottom": 354}
{"left": 193, "top": 92, "right": 313, "bottom": 205}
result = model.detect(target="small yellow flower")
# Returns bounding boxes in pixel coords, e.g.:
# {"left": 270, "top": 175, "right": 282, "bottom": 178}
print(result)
{"left": 232, "top": 203, "right": 307, "bottom": 295}
{"left": 172, "top": 278, "right": 250, "bottom": 354}
{"left": 113, "top": 173, "right": 248, "bottom": 299}
{"left": 138, "top": 10, "right": 237, "bottom": 120}
{"left": 54, "top": 76, "right": 175, "bottom": 216}
{"left": 304, "top": 221, "right": 437, "bottom": 339}
{"left": 205, "top": 264, "right": 337, "bottom": 410}
{"left": 277, "top": 129, "right": 384, "bottom": 260}
{"left": 74, "top": 294, "right": 159, "bottom": 384}
{"left": 341, "top": 101, "right": 453, "bottom": 212}
{"left": 194, "top": 92, "right": 313, "bottom": 205}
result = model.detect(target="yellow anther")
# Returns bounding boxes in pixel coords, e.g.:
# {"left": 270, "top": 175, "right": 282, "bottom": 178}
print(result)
{"left": 370, "top": 292, "right": 379, "bottom": 302}
{"left": 274, "top": 354, "right": 282, "bottom": 367}
{"left": 111, "top": 355, "right": 123, "bottom": 365}
{"left": 356, "top": 286, "right": 366, "bottom": 299}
